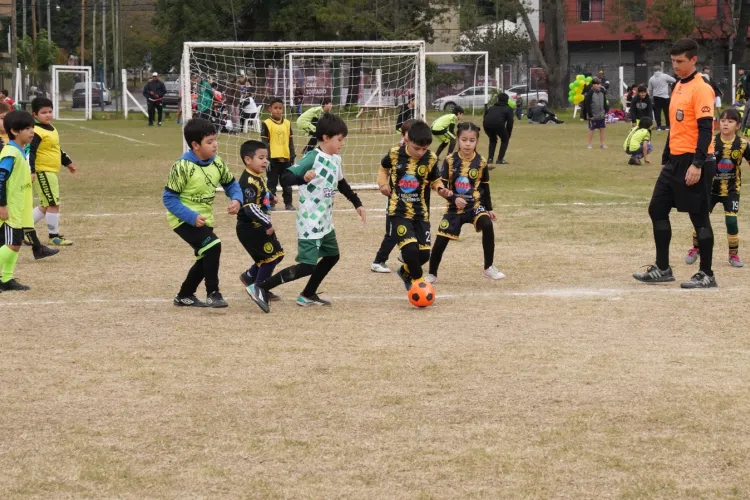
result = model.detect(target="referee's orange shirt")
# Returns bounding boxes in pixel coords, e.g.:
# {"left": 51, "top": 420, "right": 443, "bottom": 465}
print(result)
{"left": 668, "top": 73, "right": 715, "bottom": 155}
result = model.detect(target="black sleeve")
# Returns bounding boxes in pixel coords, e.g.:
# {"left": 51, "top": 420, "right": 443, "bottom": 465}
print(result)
{"left": 582, "top": 91, "right": 592, "bottom": 119}
{"left": 380, "top": 154, "right": 391, "bottom": 171}
{"left": 480, "top": 182, "right": 492, "bottom": 211}
{"left": 260, "top": 122, "right": 270, "bottom": 148}
{"left": 337, "top": 178, "right": 362, "bottom": 208}
{"left": 61, "top": 150, "right": 73, "bottom": 167}
{"left": 28, "top": 133, "right": 42, "bottom": 174}
{"left": 242, "top": 203, "right": 272, "bottom": 229}
{"left": 281, "top": 168, "right": 307, "bottom": 187}
{"left": 505, "top": 111, "right": 514, "bottom": 137}
{"left": 158, "top": 82, "right": 167, "bottom": 98}
{"left": 662, "top": 132, "right": 672, "bottom": 165}
{"left": 744, "top": 144, "right": 750, "bottom": 162}
{"left": 0, "top": 168, "right": 8, "bottom": 206}
{"left": 142, "top": 84, "right": 149, "bottom": 98}
{"left": 646, "top": 98, "right": 653, "bottom": 119}
{"left": 448, "top": 122, "right": 456, "bottom": 136}
{"left": 629, "top": 98, "right": 637, "bottom": 123}
{"left": 693, "top": 117, "right": 714, "bottom": 166}
{"left": 288, "top": 130, "right": 295, "bottom": 163}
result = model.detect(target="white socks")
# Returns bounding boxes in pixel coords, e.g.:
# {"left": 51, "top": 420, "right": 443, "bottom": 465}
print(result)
{"left": 46, "top": 212, "right": 60, "bottom": 236}
{"left": 33, "top": 207, "right": 45, "bottom": 224}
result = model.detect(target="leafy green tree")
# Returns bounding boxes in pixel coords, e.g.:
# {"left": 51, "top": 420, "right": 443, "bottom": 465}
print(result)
{"left": 18, "top": 30, "right": 60, "bottom": 83}
{"left": 646, "top": 0, "right": 698, "bottom": 41}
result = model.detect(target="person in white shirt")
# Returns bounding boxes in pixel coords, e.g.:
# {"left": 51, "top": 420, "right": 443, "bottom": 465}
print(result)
{"left": 648, "top": 65, "right": 677, "bottom": 131}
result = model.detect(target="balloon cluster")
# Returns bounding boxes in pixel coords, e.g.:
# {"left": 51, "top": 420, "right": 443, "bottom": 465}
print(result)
{"left": 568, "top": 74, "right": 592, "bottom": 105}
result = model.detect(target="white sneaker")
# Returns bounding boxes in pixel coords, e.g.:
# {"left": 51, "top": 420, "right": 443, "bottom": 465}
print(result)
{"left": 600, "top": 144, "right": 608, "bottom": 149}
{"left": 586, "top": 144, "right": 593, "bottom": 149}
{"left": 482, "top": 266, "right": 506, "bottom": 280}
{"left": 370, "top": 262, "right": 391, "bottom": 273}
{"left": 424, "top": 273, "right": 438, "bottom": 284}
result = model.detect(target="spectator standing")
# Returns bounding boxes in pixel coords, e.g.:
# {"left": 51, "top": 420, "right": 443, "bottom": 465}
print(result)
{"left": 143, "top": 72, "right": 167, "bottom": 127}
{"left": 648, "top": 65, "right": 676, "bottom": 130}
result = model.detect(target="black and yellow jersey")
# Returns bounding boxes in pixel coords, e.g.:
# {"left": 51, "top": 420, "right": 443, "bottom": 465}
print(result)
{"left": 237, "top": 169, "right": 273, "bottom": 229}
{"left": 442, "top": 151, "right": 491, "bottom": 213}
{"left": 29, "top": 122, "right": 73, "bottom": 174}
{"left": 379, "top": 144, "right": 440, "bottom": 221}
{"left": 713, "top": 134, "right": 750, "bottom": 196}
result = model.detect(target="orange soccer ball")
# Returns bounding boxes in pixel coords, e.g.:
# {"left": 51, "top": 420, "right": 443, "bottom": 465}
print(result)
{"left": 408, "top": 280, "right": 435, "bottom": 308}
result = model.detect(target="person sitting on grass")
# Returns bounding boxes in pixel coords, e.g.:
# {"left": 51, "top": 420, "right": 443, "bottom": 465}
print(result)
{"left": 623, "top": 117, "right": 653, "bottom": 166}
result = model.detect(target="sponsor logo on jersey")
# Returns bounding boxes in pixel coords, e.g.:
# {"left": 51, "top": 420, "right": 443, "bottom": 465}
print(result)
{"left": 398, "top": 174, "right": 419, "bottom": 193}
{"left": 397, "top": 225, "right": 407, "bottom": 236}
{"left": 454, "top": 176, "right": 472, "bottom": 194}
{"left": 468, "top": 168, "right": 479, "bottom": 179}
{"left": 718, "top": 158, "right": 734, "bottom": 173}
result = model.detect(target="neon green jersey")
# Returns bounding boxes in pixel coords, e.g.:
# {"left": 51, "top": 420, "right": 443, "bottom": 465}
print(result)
{"left": 165, "top": 156, "right": 234, "bottom": 229}
{"left": 0, "top": 142, "right": 33, "bottom": 229}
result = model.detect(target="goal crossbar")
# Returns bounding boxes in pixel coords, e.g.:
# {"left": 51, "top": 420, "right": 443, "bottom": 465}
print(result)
{"left": 51, "top": 65, "right": 93, "bottom": 120}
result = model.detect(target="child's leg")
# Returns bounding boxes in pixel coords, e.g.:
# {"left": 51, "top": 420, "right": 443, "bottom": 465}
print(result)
{"left": 303, "top": 134, "right": 317, "bottom": 155}
{"left": 45, "top": 205, "right": 60, "bottom": 237}
{"left": 200, "top": 243, "right": 222, "bottom": 294}
{"left": 435, "top": 139, "right": 448, "bottom": 158}
{"left": 476, "top": 215, "right": 495, "bottom": 269}
{"left": 374, "top": 217, "right": 397, "bottom": 263}
{"left": 266, "top": 161, "right": 281, "bottom": 200}
{"left": 587, "top": 129, "right": 594, "bottom": 145}
{"left": 258, "top": 262, "right": 315, "bottom": 291}
{"left": 599, "top": 128, "right": 606, "bottom": 145}
{"left": 447, "top": 138, "right": 456, "bottom": 155}
{"left": 428, "top": 236, "right": 450, "bottom": 276}
{"left": 245, "top": 264, "right": 258, "bottom": 281}
{"left": 255, "top": 255, "right": 283, "bottom": 285}
{"left": 174, "top": 225, "right": 221, "bottom": 297}
{"left": 278, "top": 162, "right": 293, "bottom": 205}
{"left": 0, "top": 226, "right": 24, "bottom": 284}
{"left": 400, "top": 242, "right": 424, "bottom": 280}
{"left": 179, "top": 258, "right": 205, "bottom": 297}
{"left": 727, "top": 213, "right": 739, "bottom": 256}
{"left": 301, "top": 254, "right": 339, "bottom": 297}
{"left": 33, "top": 206, "right": 45, "bottom": 223}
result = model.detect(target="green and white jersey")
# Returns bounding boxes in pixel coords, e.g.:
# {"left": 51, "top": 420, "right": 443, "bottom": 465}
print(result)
{"left": 289, "top": 149, "right": 344, "bottom": 240}
{"left": 165, "top": 155, "right": 234, "bottom": 229}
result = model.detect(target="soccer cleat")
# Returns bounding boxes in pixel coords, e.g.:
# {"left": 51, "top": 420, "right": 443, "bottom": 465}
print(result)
{"left": 50, "top": 236, "right": 73, "bottom": 246}
{"left": 729, "top": 254, "right": 744, "bottom": 268}
{"left": 239, "top": 271, "right": 254, "bottom": 287}
{"left": 240, "top": 272, "right": 279, "bottom": 301}
{"left": 586, "top": 144, "right": 593, "bottom": 149}
{"left": 247, "top": 284, "right": 270, "bottom": 313}
{"left": 396, "top": 266, "right": 412, "bottom": 291}
{"left": 33, "top": 244, "right": 59, "bottom": 260}
{"left": 285, "top": 203, "right": 295, "bottom": 211}
{"left": 424, "top": 273, "right": 438, "bottom": 284}
{"left": 680, "top": 271, "right": 717, "bottom": 289}
{"left": 206, "top": 291, "right": 228, "bottom": 308}
{"left": 173, "top": 294, "right": 208, "bottom": 307}
{"left": 633, "top": 265, "right": 675, "bottom": 283}
{"left": 685, "top": 247, "right": 700, "bottom": 265}
{"left": 371, "top": 261, "right": 391, "bottom": 273}
{"left": 296, "top": 294, "right": 332, "bottom": 307}
{"left": 482, "top": 265, "right": 506, "bottom": 280}
{"left": 0, "top": 279, "right": 31, "bottom": 291}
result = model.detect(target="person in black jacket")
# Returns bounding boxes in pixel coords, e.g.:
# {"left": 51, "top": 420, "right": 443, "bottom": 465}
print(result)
{"left": 143, "top": 72, "right": 167, "bottom": 126}
{"left": 483, "top": 92, "right": 514, "bottom": 165}
{"left": 395, "top": 95, "right": 415, "bottom": 132}
{"left": 629, "top": 84, "right": 653, "bottom": 125}
{"left": 527, "top": 99, "right": 564, "bottom": 124}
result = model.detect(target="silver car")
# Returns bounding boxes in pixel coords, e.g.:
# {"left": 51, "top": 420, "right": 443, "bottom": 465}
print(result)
{"left": 432, "top": 85, "right": 500, "bottom": 111}
{"left": 505, "top": 85, "right": 549, "bottom": 105}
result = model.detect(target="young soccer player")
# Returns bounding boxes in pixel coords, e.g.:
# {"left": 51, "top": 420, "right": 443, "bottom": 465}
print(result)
{"left": 0, "top": 102, "right": 57, "bottom": 260}
{"left": 236, "top": 139, "right": 285, "bottom": 302}
{"left": 0, "top": 111, "right": 36, "bottom": 291}
{"left": 261, "top": 97, "right": 296, "bottom": 211}
{"left": 297, "top": 97, "right": 333, "bottom": 155}
{"left": 431, "top": 106, "right": 464, "bottom": 159}
{"left": 426, "top": 122, "right": 504, "bottom": 283}
{"left": 623, "top": 117, "right": 653, "bottom": 165}
{"left": 379, "top": 119, "right": 452, "bottom": 290}
{"left": 247, "top": 113, "right": 365, "bottom": 312}
{"left": 162, "top": 118, "right": 243, "bottom": 308}
{"left": 583, "top": 78, "right": 609, "bottom": 149}
{"left": 685, "top": 107, "right": 750, "bottom": 268}
{"left": 29, "top": 97, "right": 77, "bottom": 246}
{"left": 371, "top": 118, "right": 415, "bottom": 273}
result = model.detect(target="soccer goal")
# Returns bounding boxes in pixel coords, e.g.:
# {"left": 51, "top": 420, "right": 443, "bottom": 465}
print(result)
{"left": 425, "top": 52, "right": 490, "bottom": 114}
{"left": 181, "top": 41, "right": 426, "bottom": 187}
{"left": 51, "top": 65, "right": 93, "bottom": 120}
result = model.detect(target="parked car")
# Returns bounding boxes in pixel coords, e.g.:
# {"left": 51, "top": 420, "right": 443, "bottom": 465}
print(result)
{"left": 72, "top": 82, "right": 112, "bottom": 107}
{"left": 505, "top": 85, "right": 548, "bottom": 105}
{"left": 432, "top": 85, "right": 500, "bottom": 111}
{"left": 163, "top": 76, "right": 181, "bottom": 108}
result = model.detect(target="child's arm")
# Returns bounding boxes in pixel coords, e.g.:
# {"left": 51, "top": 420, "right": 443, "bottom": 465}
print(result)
{"left": 281, "top": 153, "right": 316, "bottom": 186}
{"left": 61, "top": 149, "right": 76, "bottom": 173}
{"left": 338, "top": 177, "right": 366, "bottom": 223}
{"left": 378, "top": 154, "right": 391, "bottom": 196}
{"left": 0, "top": 156, "right": 15, "bottom": 220}
{"left": 162, "top": 188, "right": 203, "bottom": 226}
{"left": 260, "top": 121, "right": 270, "bottom": 150}
{"left": 242, "top": 202, "right": 273, "bottom": 230}
{"left": 28, "top": 133, "right": 42, "bottom": 175}
{"left": 217, "top": 161, "right": 242, "bottom": 214}
{"left": 643, "top": 140, "right": 651, "bottom": 163}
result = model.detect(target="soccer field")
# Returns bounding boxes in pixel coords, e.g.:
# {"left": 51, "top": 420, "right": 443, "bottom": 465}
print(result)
{"left": 3, "top": 116, "right": 750, "bottom": 498}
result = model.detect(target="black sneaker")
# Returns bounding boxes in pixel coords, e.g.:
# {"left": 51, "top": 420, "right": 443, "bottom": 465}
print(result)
{"left": 296, "top": 293, "right": 332, "bottom": 306}
{"left": 396, "top": 266, "right": 412, "bottom": 291}
{"left": 499, "top": 159, "right": 509, "bottom": 164}
{"left": 240, "top": 272, "right": 279, "bottom": 301}
{"left": 680, "top": 271, "right": 718, "bottom": 289}
{"left": 285, "top": 203, "right": 295, "bottom": 211}
{"left": 206, "top": 291, "right": 229, "bottom": 308}
{"left": 633, "top": 265, "right": 675, "bottom": 283}
{"left": 628, "top": 157, "right": 640, "bottom": 166}
{"left": 247, "top": 284, "right": 270, "bottom": 313}
{"left": 0, "top": 279, "right": 31, "bottom": 291}
{"left": 173, "top": 294, "right": 208, "bottom": 307}
{"left": 33, "top": 244, "right": 60, "bottom": 260}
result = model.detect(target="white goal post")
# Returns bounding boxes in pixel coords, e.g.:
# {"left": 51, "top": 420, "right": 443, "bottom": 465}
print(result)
{"left": 180, "top": 41, "right": 426, "bottom": 188}
{"left": 51, "top": 65, "right": 93, "bottom": 120}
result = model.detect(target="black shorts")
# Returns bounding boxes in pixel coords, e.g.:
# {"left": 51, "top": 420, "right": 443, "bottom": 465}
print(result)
{"left": 437, "top": 207, "right": 490, "bottom": 240}
{"left": 0, "top": 224, "right": 23, "bottom": 246}
{"left": 236, "top": 222, "right": 284, "bottom": 264}
{"left": 174, "top": 223, "right": 221, "bottom": 258}
{"left": 388, "top": 216, "right": 431, "bottom": 251}
{"left": 651, "top": 154, "right": 716, "bottom": 213}
{"left": 710, "top": 192, "right": 740, "bottom": 215}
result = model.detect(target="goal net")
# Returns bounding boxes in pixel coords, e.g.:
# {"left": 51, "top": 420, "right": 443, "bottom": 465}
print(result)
{"left": 181, "top": 41, "right": 425, "bottom": 187}
{"left": 51, "top": 65, "right": 93, "bottom": 120}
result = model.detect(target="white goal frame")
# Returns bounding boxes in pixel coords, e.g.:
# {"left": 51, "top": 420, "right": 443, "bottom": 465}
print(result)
{"left": 51, "top": 65, "right": 93, "bottom": 120}
{"left": 426, "top": 51, "right": 490, "bottom": 111}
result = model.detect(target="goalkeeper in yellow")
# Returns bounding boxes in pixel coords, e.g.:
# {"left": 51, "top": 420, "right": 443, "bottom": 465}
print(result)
{"left": 431, "top": 106, "right": 464, "bottom": 159}
{"left": 297, "top": 97, "right": 333, "bottom": 155}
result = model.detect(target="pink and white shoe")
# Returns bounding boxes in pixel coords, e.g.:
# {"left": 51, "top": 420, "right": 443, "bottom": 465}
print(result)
{"left": 728, "top": 254, "right": 744, "bottom": 268}
{"left": 685, "top": 247, "right": 700, "bottom": 265}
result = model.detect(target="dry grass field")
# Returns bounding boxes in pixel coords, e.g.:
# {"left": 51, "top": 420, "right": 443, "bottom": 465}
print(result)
{"left": 2, "top": 115, "right": 750, "bottom": 499}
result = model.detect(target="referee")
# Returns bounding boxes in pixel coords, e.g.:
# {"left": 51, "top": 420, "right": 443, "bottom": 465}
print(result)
{"left": 634, "top": 38, "right": 718, "bottom": 289}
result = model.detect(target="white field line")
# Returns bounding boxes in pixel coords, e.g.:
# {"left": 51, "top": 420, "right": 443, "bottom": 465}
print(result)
{"left": 584, "top": 189, "right": 640, "bottom": 199}
{"left": 56, "top": 122, "right": 159, "bottom": 146}
{"left": 66, "top": 200, "right": 649, "bottom": 218}
{"left": 0, "top": 287, "right": 732, "bottom": 307}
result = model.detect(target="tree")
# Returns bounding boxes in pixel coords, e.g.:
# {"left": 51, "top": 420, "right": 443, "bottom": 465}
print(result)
{"left": 646, "top": 0, "right": 699, "bottom": 41}
{"left": 18, "top": 30, "right": 60, "bottom": 83}
{"left": 515, "top": 0, "right": 568, "bottom": 108}
{"left": 461, "top": 22, "right": 530, "bottom": 69}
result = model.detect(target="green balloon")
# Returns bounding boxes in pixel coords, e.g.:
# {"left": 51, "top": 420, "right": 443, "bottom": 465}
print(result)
{"left": 569, "top": 82, "right": 576, "bottom": 90}
{"left": 585, "top": 76, "right": 593, "bottom": 83}
{"left": 576, "top": 74, "right": 585, "bottom": 80}
{"left": 568, "top": 96, "right": 575, "bottom": 103}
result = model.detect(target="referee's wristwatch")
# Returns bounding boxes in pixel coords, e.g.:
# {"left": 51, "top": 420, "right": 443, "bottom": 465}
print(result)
{"left": 691, "top": 159, "right": 704, "bottom": 170}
